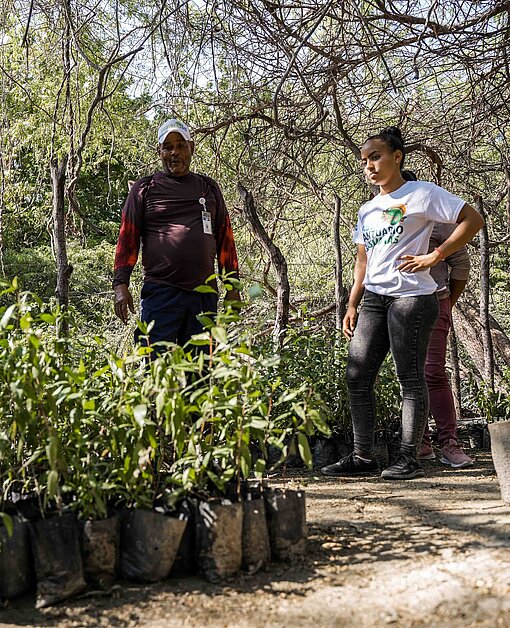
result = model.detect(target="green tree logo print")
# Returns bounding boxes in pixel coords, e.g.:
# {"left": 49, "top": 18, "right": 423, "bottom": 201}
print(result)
{"left": 382, "top": 204, "right": 407, "bottom": 226}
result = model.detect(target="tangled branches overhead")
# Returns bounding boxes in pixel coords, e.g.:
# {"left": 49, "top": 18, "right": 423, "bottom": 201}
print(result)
{"left": 144, "top": 2, "right": 509, "bottom": 232}
{"left": 2, "top": 1, "right": 510, "bottom": 297}
{"left": 157, "top": 2, "right": 509, "bottom": 129}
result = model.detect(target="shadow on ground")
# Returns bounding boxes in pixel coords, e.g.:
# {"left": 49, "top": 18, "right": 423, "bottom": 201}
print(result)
{"left": 2, "top": 453, "right": 509, "bottom": 627}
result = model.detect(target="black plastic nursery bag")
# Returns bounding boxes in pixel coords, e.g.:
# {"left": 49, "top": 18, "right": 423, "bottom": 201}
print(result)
{"left": 119, "top": 509, "right": 186, "bottom": 583}
{"left": 195, "top": 499, "right": 243, "bottom": 582}
{"left": 29, "top": 512, "right": 86, "bottom": 608}
{"left": 264, "top": 488, "right": 307, "bottom": 561}
{"left": 0, "top": 517, "right": 32, "bottom": 599}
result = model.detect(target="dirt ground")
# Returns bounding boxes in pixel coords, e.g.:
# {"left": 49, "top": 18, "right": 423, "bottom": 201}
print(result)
{"left": 2, "top": 452, "right": 510, "bottom": 628}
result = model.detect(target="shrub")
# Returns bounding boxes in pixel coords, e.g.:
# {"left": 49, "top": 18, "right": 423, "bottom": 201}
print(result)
{"left": 265, "top": 322, "right": 402, "bottom": 437}
{"left": 0, "top": 280, "right": 328, "bottom": 523}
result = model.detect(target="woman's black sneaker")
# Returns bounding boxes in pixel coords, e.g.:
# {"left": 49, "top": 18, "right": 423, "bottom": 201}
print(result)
{"left": 381, "top": 453, "right": 424, "bottom": 480}
{"left": 321, "top": 452, "right": 379, "bottom": 477}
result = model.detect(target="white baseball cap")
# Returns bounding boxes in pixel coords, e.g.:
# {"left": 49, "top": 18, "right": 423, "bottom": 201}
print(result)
{"left": 157, "top": 119, "right": 192, "bottom": 144}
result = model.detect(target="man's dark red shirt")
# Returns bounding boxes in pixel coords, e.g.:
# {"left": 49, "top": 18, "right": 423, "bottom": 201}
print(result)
{"left": 113, "top": 171, "right": 239, "bottom": 291}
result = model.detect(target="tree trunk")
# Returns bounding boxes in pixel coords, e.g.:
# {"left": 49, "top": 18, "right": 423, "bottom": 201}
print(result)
{"left": 237, "top": 183, "right": 289, "bottom": 350}
{"left": 333, "top": 195, "right": 346, "bottom": 332}
{"left": 476, "top": 196, "right": 495, "bottom": 389}
{"left": 504, "top": 166, "right": 510, "bottom": 232}
{"left": 452, "top": 294, "right": 510, "bottom": 391}
{"left": 50, "top": 156, "right": 73, "bottom": 334}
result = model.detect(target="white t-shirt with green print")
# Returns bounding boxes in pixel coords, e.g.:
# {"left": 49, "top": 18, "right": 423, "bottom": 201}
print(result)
{"left": 353, "top": 181, "right": 465, "bottom": 297}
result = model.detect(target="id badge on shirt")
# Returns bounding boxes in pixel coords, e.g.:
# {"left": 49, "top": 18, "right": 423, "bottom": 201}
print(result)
{"left": 202, "top": 210, "right": 213, "bottom": 234}
{"left": 199, "top": 197, "right": 213, "bottom": 234}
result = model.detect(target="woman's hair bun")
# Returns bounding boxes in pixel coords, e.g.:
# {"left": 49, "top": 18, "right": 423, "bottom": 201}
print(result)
{"left": 380, "top": 126, "right": 403, "bottom": 141}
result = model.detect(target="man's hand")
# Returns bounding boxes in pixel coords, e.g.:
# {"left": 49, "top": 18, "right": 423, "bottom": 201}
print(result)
{"left": 225, "top": 289, "right": 241, "bottom": 303}
{"left": 396, "top": 250, "right": 442, "bottom": 273}
{"left": 114, "top": 284, "right": 135, "bottom": 324}
{"left": 342, "top": 305, "right": 358, "bottom": 340}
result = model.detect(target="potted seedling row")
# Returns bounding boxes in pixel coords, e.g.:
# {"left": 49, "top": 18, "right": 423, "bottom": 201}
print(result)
{"left": 0, "top": 282, "right": 321, "bottom": 606}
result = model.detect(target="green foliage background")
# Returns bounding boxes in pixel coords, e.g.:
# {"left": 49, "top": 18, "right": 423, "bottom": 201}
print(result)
{"left": 1, "top": 0, "right": 509, "bottom": 462}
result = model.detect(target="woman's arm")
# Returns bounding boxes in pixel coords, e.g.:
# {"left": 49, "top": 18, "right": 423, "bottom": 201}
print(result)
{"left": 343, "top": 244, "right": 367, "bottom": 340}
{"left": 397, "top": 203, "right": 484, "bottom": 273}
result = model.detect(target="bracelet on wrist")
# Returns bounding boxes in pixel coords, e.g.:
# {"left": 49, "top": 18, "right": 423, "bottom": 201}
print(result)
{"left": 434, "top": 247, "right": 446, "bottom": 261}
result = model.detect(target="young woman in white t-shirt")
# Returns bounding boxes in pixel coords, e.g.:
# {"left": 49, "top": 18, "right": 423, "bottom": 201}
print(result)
{"left": 321, "top": 126, "right": 484, "bottom": 480}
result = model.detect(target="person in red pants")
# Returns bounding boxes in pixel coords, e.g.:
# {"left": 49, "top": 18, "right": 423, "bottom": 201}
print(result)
{"left": 419, "top": 223, "right": 474, "bottom": 468}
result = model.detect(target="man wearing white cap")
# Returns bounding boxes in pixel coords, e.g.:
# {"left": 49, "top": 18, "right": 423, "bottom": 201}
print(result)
{"left": 113, "top": 118, "right": 240, "bottom": 349}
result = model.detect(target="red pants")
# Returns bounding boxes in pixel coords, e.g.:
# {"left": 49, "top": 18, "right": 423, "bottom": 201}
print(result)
{"left": 424, "top": 297, "right": 457, "bottom": 446}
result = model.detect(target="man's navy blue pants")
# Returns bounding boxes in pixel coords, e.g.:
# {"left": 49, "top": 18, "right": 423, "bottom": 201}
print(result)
{"left": 136, "top": 282, "right": 217, "bottom": 350}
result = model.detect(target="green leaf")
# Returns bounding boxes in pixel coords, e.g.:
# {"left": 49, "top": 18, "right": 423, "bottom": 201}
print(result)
{"left": 29, "top": 334, "right": 40, "bottom": 349}
{"left": 253, "top": 458, "right": 267, "bottom": 478}
{"left": 309, "top": 410, "right": 331, "bottom": 436}
{"left": 188, "top": 333, "right": 211, "bottom": 346}
{"left": 47, "top": 470, "right": 59, "bottom": 497}
{"left": 240, "top": 441, "right": 251, "bottom": 478}
{"left": 0, "top": 513, "right": 14, "bottom": 538}
{"left": 261, "top": 355, "right": 280, "bottom": 368}
{"left": 197, "top": 314, "right": 216, "bottom": 328}
{"left": 19, "top": 314, "right": 31, "bottom": 331}
{"left": 297, "top": 432, "right": 313, "bottom": 469}
{"left": 223, "top": 275, "right": 242, "bottom": 290}
{"left": 194, "top": 285, "right": 217, "bottom": 294}
{"left": 133, "top": 404, "right": 147, "bottom": 427}
{"left": 46, "top": 436, "right": 59, "bottom": 468}
{"left": 0, "top": 304, "right": 16, "bottom": 329}
{"left": 93, "top": 365, "right": 110, "bottom": 377}
{"left": 22, "top": 447, "right": 43, "bottom": 468}
{"left": 39, "top": 313, "right": 56, "bottom": 324}
{"left": 211, "top": 326, "right": 228, "bottom": 344}
{"left": 206, "top": 470, "right": 224, "bottom": 489}
{"left": 156, "top": 391, "right": 165, "bottom": 418}
{"left": 247, "top": 417, "right": 268, "bottom": 430}
{"left": 147, "top": 429, "right": 158, "bottom": 450}
{"left": 292, "top": 402, "right": 307, "bottom": 421}
{"left": 278, "top": 390, "right": 300, "bottom": 404}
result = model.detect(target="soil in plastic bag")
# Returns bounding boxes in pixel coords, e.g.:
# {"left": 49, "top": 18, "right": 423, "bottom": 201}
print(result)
{"left": 119, "top": 509, "right": 186, "bottom": 583}
{"left": 264, "top": 488, "right": 307, "bottom": 561}
{"left": 195, "top": 499, "right": 243, "bottom": 582}
{"left": 81, "top": 516, "right": 118, "bottom": 586}
{"left": 170, "top": 500, "right": 196, "bottom": 576}
{"left": 29, "top": 512, "right": 86, "bottom": 609}
{"left": 242, "top": 495, "right": 270, "bottom": 573}
{"left": 0, "top": 517, "right": 32, "bottom": 599}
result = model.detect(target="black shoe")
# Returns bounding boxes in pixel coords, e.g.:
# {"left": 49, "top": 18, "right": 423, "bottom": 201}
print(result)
{"left": 321, "top": 452, "right": 379, "bottom": 477}
{"left": 381, "top": 453, "right": 424, "bottom": 480}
